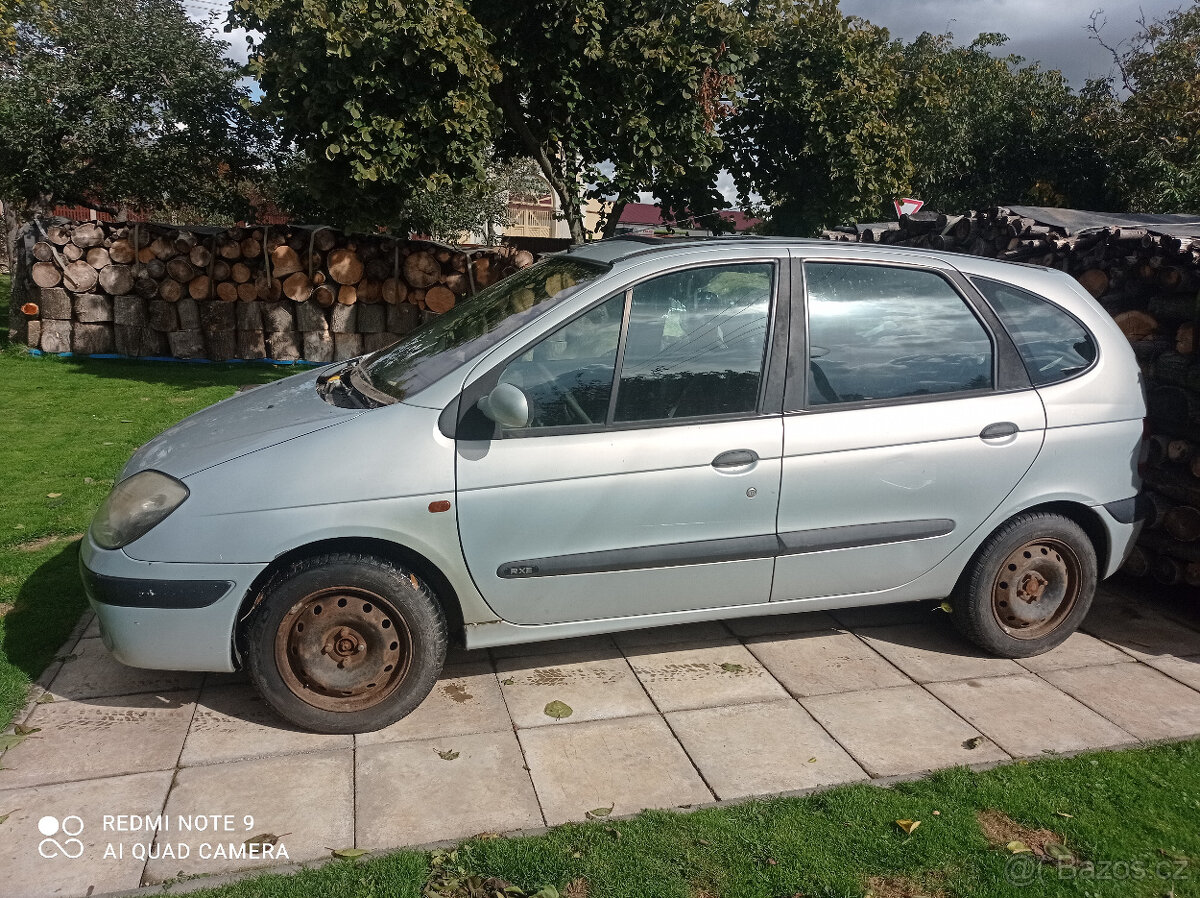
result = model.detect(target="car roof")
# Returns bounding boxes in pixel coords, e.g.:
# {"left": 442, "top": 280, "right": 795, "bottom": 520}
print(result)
{"left": 559, "top": 235, "right": 1054, "bottom": 274}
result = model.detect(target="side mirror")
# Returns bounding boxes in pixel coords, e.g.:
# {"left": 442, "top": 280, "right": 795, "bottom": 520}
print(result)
{"left": 477, "top": 382, "right": 530, "bottom": 428}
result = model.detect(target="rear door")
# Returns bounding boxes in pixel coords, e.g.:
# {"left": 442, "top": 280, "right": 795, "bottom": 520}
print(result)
{"left": 455, "top": 253, "right": 789, "bottom": 625}
{"left": 771, "top": 254, "right": 1046, "bottom": 602}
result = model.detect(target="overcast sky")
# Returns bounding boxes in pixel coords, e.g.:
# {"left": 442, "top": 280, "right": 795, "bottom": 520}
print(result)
{"left": 840, "top": 0, "right": 1183, "bottom": 85}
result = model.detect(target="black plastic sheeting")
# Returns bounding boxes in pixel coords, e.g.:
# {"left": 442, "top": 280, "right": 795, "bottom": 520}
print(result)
{"left": 1003, "top": 206, "right": 1200, "bottom": 240}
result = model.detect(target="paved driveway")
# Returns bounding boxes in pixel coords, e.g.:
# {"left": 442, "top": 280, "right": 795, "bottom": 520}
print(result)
{"left": 2, "top": 583, "right": 1198, "bottom": 898}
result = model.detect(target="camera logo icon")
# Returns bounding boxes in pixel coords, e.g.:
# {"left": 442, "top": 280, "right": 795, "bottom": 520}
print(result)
{"left": 37, "top": 815, "right": 85, "bottom": 859}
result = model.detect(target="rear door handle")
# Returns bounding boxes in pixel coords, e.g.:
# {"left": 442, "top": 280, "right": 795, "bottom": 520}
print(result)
{"left": 712, "top": 449, "right": 759, "bottom": 468}
{"left": 980, "top": 422, "right": 1019, "bottom": 440}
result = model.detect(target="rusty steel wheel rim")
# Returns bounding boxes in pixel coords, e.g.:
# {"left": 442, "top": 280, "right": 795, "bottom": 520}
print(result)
{"left": 274, "top": 587, "right": 413, "bottom": 713}
{"left": 991, "top": 538, "right": 1082, "bottom": 640}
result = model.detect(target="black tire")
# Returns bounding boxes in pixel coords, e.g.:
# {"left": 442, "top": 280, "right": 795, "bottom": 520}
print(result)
{"left": 243, "top": 553, "right": 447, "bottom": 734}
{"left": 952, "top": 512, "right": 1097, "bottom": 658}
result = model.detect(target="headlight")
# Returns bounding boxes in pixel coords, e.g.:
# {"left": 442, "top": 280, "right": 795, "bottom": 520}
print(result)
{"left": 89, "top": 471, "right": 190, "bottom": 550}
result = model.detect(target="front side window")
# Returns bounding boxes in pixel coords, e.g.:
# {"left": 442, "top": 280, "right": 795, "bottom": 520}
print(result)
{"left": 972, "top": 277, "right": 1097, "bottom": 386}
{"left": 494, "top": 262, "right": 774, "bottom": 431}
{"left": 805, "top": 263, "right": 994, "bottom": 407}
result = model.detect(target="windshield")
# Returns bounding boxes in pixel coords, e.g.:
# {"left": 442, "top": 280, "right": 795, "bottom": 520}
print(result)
{"left": 360, "top": 256, "right": 607, "bottom": 400}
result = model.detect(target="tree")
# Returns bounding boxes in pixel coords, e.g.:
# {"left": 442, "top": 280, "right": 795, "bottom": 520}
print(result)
{"left": 0, "top": 0, "right": 257, "bottom": 225}
{"left": 1090, "top": 2, "right": 1200, "bottom": 212}
{"left": 730, "top": 0, "right": 916, "bottom": 236}
{"left": 231, "top": 0, "right": 750, "bottom": 242}
{"left": 900, "top": 33, "right": 1114, "bottom": 213}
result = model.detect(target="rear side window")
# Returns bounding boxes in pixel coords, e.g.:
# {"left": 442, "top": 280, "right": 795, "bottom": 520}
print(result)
{"left": 805, "top": 262, "right": 993, "bottom": 406}
{"left": 972, "top": 277, "right": 1096, "bottom": 386}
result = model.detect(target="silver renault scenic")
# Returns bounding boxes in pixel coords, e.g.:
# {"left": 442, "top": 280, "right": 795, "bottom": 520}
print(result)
{"left": 81, "top": 238, "right": 1147, "bottom": 733}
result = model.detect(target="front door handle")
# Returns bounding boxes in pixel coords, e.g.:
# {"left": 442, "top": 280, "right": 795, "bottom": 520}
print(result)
{"left": 980, "top": 422, "right": 1019, "bottom": 440}
{"left": 712, "top": 449, "right": 759, "bottom": 468}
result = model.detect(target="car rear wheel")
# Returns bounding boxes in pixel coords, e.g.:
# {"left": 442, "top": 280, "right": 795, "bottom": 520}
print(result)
{"left": 952, "top": 512, "right": 1097, "bottom": 658}
{"left": 243, "top": 553, "right": 446, "bottom": 734}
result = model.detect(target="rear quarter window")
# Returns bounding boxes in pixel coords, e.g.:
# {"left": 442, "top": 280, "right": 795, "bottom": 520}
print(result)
{"left": 972, "top": 277, "right": 1097, "bottom": 386}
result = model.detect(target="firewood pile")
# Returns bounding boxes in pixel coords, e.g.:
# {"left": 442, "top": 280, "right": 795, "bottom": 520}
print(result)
{"left": 824, "top": 205, "right": 1200, "bottom": 590}
{"left": 11, "top": 220, "right": 535, "bottom": 362}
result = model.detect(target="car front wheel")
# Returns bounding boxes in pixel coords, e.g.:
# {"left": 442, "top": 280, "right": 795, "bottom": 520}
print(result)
{"left": 952, "top": 512, "right": 1097, "bottom": 658}
{"left": 243, "top": 553, "right": 447, "bottom": 734}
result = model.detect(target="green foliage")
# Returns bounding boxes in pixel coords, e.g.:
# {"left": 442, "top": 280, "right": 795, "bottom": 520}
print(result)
{"left": 901, "top": 33, "right": 1115, "bottom": 213}
{"left": 0, "top": 0, "right": 257, "bottom": 219}
{"left": 731, "top": 1, "right": 913, "bottom": 235}
{"left": 231, "top": 0, "right": 502, "bottom": 233}
{"left": 232, "top": 0, "right": 749, "bottom": 241}
{"left": 1093, "top": 1, "right": 1200, "bottom": 212}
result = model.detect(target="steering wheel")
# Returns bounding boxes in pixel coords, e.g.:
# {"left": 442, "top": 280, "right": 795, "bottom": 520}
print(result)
{"left": 534, "top": 362, "right": 592, "bottom": 424}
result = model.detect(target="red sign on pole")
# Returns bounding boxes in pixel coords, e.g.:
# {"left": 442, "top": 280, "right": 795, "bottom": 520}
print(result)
{"left": 894, "top": 198, "right": 925, "bottom": 218}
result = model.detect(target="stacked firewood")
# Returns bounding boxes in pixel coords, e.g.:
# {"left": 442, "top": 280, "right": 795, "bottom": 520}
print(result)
{"left": 14, "top": 220, "right": 535, "bottom": 362}
{"left": 824, "top": 206, "right": 1200, "bottom": 590}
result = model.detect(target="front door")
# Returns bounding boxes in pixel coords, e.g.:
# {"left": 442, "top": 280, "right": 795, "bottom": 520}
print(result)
{"left": 771, "top": 258, "right": 1046, "bottom": 602}
{"left": 456, "top": 259, "right": 785, "bottom": 625}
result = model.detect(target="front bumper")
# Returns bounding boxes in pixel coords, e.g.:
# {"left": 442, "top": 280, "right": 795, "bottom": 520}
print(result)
{"left": 79, "top": 535, "right": 268, "bottom": 672}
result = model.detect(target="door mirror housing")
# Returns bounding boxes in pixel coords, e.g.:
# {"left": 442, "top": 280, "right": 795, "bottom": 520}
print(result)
{"left": 477, "top": 383, "right": 530, "bottom": 429}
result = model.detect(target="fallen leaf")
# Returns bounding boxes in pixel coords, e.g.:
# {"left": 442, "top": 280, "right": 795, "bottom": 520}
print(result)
{"left": 13, "top": 725, "right": 39, "bottom": 737}
{"left": 35, "top": 694, "right": 54, "bottom": 704}
{"left": 932, "top": 810, "right": 941, "bottom": 816}
{"left": 244, "top": 833, "right": 284, "bottom": 848}
{"left": 808, "top": 757, "right": 818, "bottom": 763}
{"left": 962, "top": 736, "right": 984, "bottom": 750}
{"left": 473, "top": 832, "right": 500, "bottom": 840}
{"left": 1007, "top": 841, "right": 1032, "bottom": 854}
{"left": 435, "top": 748, "right": 460, "bottom": 761}
{"left": 46, "top": 493, "right": 62, "bottom": 499}
{"left": 502, "top": 678, "right": 515, "bottom": 686}
{"left": 1055, "top": 811, "right": 1074, "bottom": 819}
{"left": 331, "top": 847, "right": 369, "bottom": 859}
{"left": 0, "top": 809, "right": 18, "bottom": 824}
{"left": 719, "top": 662, "right": 746, "bottom": 673}
{"left": 544, "top": 700, "right": 573, "bottom": 719}
{"left": 895, "top": 819, "right": 921, "bottom": 834}
{"left": 571, "top": 850, "right": 583, "bottom": 858}
{"left": 585, "top": 804, "right": 614, "bottom": 820}
{"left": 1044, "top": 842, "right": 1076, "bottom": 863}
{"left": 0, "top": 733, "right": 28, "bottom": 750}
{"left": 937, "top": 601, "right": 953, "bottom": 613}
{"left": 83, "top": 477, "right": 94, "bottom": 484}
{"left": 765, "top": 857, "right": 778, "bottom": 866}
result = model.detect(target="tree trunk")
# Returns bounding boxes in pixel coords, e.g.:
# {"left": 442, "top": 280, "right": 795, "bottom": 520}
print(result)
{"left": 601, "top": 198, "right": 628, "bottom": 239}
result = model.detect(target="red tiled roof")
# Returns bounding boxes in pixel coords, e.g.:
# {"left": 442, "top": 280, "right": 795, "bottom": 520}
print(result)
{"left": 618, "top": 202, "right": 760, "bottom": 232}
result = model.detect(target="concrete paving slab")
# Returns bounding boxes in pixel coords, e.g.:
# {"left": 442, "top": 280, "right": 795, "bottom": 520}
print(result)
{"left": 496, "top": 650, "right": 655, "bottom": 728}
{"left": 357, "top": 663, "right": 513, "bottom": 746}
{"left": 47, "top": 637, "right": 203, "bottom": 701}
{"left": 745, "top": 630, "right": 911, "bottom": 697}
{"left": 1041, "top": 663, "right": 1200, "bottom": 741}
{"left": 858, "top": 623, "right": 1024, "bottom": 683}
{"left": 0, "top": 691, "right": 196, "bottom": 789}
{"left": 927, "top": 675, "right": 1136, "bottom": 757}
{"left": 489, "top": 635, "right": 620, "bottom": 660}
{"left": 725, "top": 611, "right": 842, "bottom": 638}
{"left": 1143, "top": 654, "right": 1200, "bottom": 691}
{"left": 1015, "top": 631, "right": 1134, "bottom": 672}
{"left": 1082, "top": 602, "right": 1200, "bottom": 659}
{"left": 626, "top": 640, "right": 789, "bottom": 712}
{"left": 666, "top": 701, "right": 867, "bottom": 800}
{"left": 180, "top": 685, "right": 351, "bottom": 767}
{"left": 829, "top": 601, "right": 942, "bottom": 629}
{"left": 802, "top": 685, "right": 1009, "bottom": 777}
{"left": 613, "top": 621, "right": 733, "bottom": 649}
{"left": 143, "top": 750, "right": 353, "bottom": 883}
{"left": 0, "top": 770, "right": 174, "bottom": 898}
{"left": 356, "top": 730, "right": 542, "bottom": 845}
{"left": 518, "top": 714, "right": 711, "bottom": 825}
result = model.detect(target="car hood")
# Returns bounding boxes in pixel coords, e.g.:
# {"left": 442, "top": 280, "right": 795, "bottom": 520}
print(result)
{"left": 122, "top": 367, "right": 364, "bottom": 480}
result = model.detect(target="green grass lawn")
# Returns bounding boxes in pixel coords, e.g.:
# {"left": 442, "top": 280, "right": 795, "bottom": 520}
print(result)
{"left": 177, "top": 740, "right": 1200, "bottom": 898}
{"left": 0, "top": 296, "right": 290, "bottom": 726}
